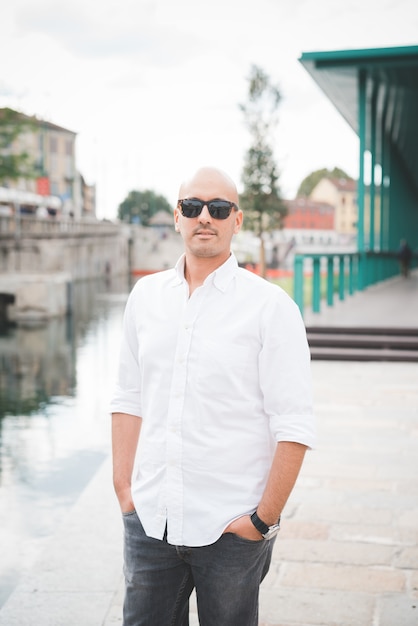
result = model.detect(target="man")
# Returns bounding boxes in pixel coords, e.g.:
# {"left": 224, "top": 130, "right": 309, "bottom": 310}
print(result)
{"left": 111, "top": 166, "right": 315, "bottom": 626}
{"left": 397, "top": 239, "right": 412, "bottom": 277}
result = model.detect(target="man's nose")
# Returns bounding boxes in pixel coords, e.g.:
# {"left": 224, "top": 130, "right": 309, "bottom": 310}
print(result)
{"left": 198, "top": 204, "right": 212, "bottom": 222}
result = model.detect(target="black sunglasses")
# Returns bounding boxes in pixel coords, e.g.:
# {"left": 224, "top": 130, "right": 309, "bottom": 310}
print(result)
{"left": 178, "top": 198, "right": 238, "bottom": 220}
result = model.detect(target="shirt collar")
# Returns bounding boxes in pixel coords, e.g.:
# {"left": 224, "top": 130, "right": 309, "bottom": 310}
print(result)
{"left": 172, "top": 253, "right": 238, "bottom": 292}
{"left": 172, "top": 255, "right": 186, "bottom": 286}
{"left": 211, "top": 253, "right": 239, "bottom": 292}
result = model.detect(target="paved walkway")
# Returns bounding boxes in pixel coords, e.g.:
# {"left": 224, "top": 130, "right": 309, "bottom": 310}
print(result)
{"left": 1, "top": 274, "right": 417, "bottom": 626}
{"left": 303, "top": 269, "right": 418, "bottom": 329}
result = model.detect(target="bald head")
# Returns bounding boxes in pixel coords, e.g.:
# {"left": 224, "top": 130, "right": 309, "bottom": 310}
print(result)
{"left": 178, "top": 167, "right": 239, "bottom": 205}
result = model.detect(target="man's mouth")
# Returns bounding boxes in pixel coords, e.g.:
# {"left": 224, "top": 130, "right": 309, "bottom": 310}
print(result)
{"left": 194, "top": 229, "right": 217, "bottom": 237}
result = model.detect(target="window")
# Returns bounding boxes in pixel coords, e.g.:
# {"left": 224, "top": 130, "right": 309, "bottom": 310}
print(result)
{"left": 65, "top": 155, "right": 73, "bottom": 179}
{"left": 50, "top": 153, "right": 58, "bottom": 174}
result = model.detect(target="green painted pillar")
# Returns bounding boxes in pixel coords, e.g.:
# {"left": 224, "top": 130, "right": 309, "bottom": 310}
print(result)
{"left": 357, "top": 69, "right": 367, "bottom": 290}
{"left": 379, "top": 88, "right": 389, "bottom": 255}
{"left": 312, "top": 257, "right": 321, "bottom": 313}
{"left": 293, "top": 255, "right": 304, "bottom": 316}
{"left": 338, "top": 256, "right": 345, "bottom": 300}
{"left": 326, "top": 256, "right": 334, "bottom": 306}
{"left": 348, "top": 255, "right": 355, "bottom": 295}
{"left": 369, "top": 85, "right": 377, "bottom": 253}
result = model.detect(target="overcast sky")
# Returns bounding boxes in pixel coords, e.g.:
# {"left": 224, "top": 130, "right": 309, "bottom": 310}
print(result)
{"left": 1, "top": 0, "right": 418, "bottom": 218}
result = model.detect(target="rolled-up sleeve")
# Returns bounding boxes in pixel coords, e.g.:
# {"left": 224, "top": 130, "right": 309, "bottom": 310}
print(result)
{"left": 109, "top": 290, "right": 142, "bottom": 417}
{"left": 259, "top": 293, "right": 316, "bottom": 449}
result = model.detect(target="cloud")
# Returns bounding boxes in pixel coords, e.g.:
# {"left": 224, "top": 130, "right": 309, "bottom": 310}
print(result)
{"left": 0, "top": 82, "right": 24, "bottom": 100}
{"left": 15, "top": 0, "right": 202, "bottom": 65}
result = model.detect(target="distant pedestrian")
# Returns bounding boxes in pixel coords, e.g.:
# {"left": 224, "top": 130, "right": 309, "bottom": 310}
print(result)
{"left": 397, "top": 239, "right": 412, "bottom": 277}
{"left": 110, "top": 166, "right": 316, "bottom": 626}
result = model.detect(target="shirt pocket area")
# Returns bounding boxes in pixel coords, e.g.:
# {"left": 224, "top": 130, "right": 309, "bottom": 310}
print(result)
{"left": 195, "top": 338, "right": 255, "bottom": 392}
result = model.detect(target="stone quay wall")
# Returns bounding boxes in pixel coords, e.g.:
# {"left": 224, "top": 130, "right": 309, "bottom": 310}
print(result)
{"left": 0, "top": 215, "right": 131, "bottom": 280}
{"left": 0, "top": 216, "right": 182, "bottom": 323}
{"left": 0, "top": 216, "right": 131, "bottom": 323}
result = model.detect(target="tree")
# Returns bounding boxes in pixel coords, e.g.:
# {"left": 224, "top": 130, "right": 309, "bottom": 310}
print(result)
{"left": 239, "top": 65, "right": 287, "bottom": 278}
{"left": 0, "top": 108, "right": 36, "bottom": 184}
{"left": 118, "top": 189, "right": 172, "bottom": 225}
{"left": 297, "top": 167, "right": 352, "bottom": 197}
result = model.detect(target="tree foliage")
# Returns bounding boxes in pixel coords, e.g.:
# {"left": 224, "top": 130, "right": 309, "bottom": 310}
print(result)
{"left": 297, "top": 167, "right": 352, "bottom": 197}
{"left": 0, "top": 108, "right": 37, "bottom": 184}
{"left": 239, "top": 65, "right": 286, "bottom": 277}
{"left": 117, "top": 189, "right": 172, "bottom": 225}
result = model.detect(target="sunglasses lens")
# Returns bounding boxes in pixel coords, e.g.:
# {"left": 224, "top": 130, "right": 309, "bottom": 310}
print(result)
{"left": 181, "top": 199, "right": 204, "bottom": 217}
{"left": 208, "top": 201, "right": 232, "bottom": 219}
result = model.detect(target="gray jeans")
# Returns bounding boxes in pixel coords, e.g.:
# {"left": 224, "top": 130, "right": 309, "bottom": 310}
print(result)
{"left": 122, "top": 511, "right": 275, "bottom": 626}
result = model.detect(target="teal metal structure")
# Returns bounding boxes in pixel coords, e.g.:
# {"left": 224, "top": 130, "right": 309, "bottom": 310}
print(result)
{"left": 294, "top": 45, "right": 418, "bottom": 315}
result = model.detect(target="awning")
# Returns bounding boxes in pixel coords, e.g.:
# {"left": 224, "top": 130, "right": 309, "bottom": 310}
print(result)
{"left": 0, "top": 187, "right": 62, "bottom": 210}
{"left": 299, "top": 45, "right": 418, "bottom": 189}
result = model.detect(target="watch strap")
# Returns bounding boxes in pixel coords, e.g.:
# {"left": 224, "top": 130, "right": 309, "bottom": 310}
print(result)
{"left": 250, "top": 511, "right": 270, "bottom": 535}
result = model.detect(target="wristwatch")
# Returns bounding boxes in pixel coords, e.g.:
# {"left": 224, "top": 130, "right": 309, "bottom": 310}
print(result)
{"left": 250, "top": 511, "right": 281, "bottom": 540}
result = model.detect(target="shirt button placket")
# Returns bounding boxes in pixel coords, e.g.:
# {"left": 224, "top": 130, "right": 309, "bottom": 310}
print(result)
{"left": 165, "top": 298, "right": 196, "bottom": 543}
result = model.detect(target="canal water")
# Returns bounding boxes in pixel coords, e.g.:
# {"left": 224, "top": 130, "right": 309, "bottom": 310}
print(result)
{"left": 0, "top": 275, "right": 131, "bottom": 607}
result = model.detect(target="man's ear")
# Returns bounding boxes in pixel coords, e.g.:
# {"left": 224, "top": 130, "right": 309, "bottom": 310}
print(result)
{"left": 174, "top": 208, "right": 180, "bottom": 231}
{"left": 233, "top": 210, "right": 243, "bottom": 234}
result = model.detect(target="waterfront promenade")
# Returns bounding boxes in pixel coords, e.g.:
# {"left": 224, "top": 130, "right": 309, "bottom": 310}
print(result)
{"left": 0, "top": 272, "right": 417, "bottom": 626}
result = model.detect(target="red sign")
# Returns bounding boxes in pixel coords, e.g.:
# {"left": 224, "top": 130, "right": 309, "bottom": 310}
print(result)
{"left": 36, "top": 177, "right": 50, "bottom": 196}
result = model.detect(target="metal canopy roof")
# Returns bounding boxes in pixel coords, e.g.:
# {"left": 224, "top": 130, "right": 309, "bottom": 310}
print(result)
{"left": 299, "top": 45, "right": 418, "bottom": 188}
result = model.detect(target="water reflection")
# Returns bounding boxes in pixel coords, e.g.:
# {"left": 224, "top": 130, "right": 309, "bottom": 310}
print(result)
{"left": 0, "top": 317, "right": 75, "bottom": 418}
{"left": 0, "top": 274, "right": 131, "bottom": 607}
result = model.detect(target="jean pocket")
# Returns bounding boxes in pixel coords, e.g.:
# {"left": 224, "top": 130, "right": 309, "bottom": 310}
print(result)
{"left": 122, "top": 509, "right": 137, "bottom": 518}
{"left": 228, "top": 532, "right": 264, "bottom": 545}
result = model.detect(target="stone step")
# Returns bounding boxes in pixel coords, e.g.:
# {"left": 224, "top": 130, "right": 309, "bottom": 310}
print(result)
{"left": 306, "top": 327, "right": 418, "bottom": 361}
{"left": 309, "top": 345, "right": 418, "bottom": 361}
{"left": 308, "top": 332, "right": 418, "bottom": 350}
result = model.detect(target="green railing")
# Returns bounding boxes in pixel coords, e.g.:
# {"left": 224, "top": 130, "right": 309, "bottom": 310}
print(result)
{"left": 293, "top": 250, "right": 413, "bottom": 316}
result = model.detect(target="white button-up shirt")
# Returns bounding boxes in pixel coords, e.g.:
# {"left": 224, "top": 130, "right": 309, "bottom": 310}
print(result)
{"left": 110, "top": 253, "right": 315, "bottom": 547}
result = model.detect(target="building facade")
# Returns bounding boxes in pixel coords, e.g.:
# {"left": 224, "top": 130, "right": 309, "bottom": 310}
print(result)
{"left": 309, "top": 177, "right": 357, "bottom": 235}
{"left": 283, "top": 197, "right": 335, "bottom": 230}
{"left": 0, "top": 108, "right": 95, "bottom": 219}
